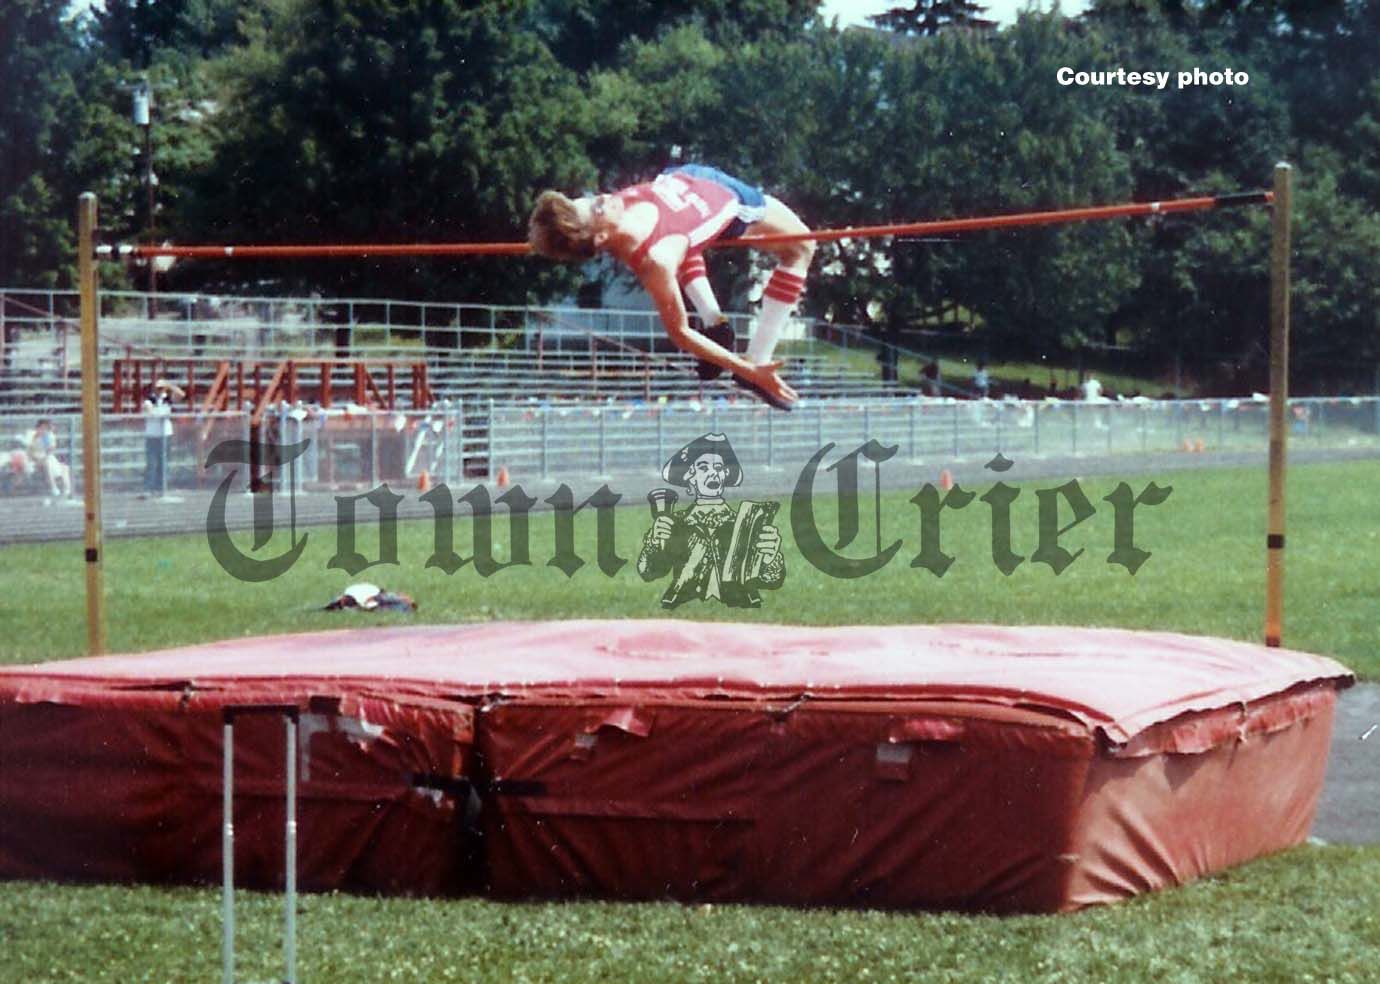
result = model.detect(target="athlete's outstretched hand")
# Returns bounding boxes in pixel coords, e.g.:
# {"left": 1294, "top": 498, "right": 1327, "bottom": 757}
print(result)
{"left": 736, "top": 361, "right": 798, "bottom": 411}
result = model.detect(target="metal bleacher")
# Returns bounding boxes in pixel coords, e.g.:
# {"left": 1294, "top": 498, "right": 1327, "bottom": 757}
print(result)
{"left": 0, "top": 289, "right": 910, "bottom": 417}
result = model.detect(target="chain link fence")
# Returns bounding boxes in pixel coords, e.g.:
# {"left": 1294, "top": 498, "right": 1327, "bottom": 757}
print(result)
{"left": 490, "top": 395, "right": 1380, "bottom": 482}
{"left": 3, "top": 397, "right": 1378, "bottom": 506}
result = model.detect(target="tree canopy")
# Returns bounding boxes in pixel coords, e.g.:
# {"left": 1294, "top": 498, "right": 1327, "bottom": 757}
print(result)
{"left": 2, "top": 0, "right": 1376, "bottom": 386}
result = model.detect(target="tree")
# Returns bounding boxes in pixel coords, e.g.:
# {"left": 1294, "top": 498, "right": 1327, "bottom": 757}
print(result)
{"left": 1086, "top": 3, "right": 1289, "bottom": 383}
{"left": 900, "top": 12, "right": 1139, "bottom": 355}
{"left": 94, "top": 0, "right": 246, "bottom": 68}
{"left": 584, "top": 24, "right": 729, "bottom": 186}
{"left": 529, "top": 0, "right": 817, "bottom": 74}
{"left": 93, "top": 0, "right": 181, "bottom": 69}
{"left": 0, "top": 2, "right": 142, "bottom": 289}
{"left": 68, "top": 0, "right": 247, "bottom": 289}
{"left": 183, "top": 0, "right": 599, "bottom": 305}
{"left": 583, "top": 24, "right": 906, "bottom": 321}
{"left": 1, "top": 1, "right": 82, "bottom": 287}
{"left": 869, "top": 0, "right": 996, "bottom": 35}
{"left": 1287, "top": 157, "right": 1380, "bottom": 380}
{"left": 720, "top": 27, "right": 928, "bottom": 326}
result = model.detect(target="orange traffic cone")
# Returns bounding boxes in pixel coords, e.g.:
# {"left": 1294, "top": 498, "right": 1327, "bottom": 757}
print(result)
{"left": 496, "top": 465, "right": 510, "bottom": 488}
{"left": 417, "top": 469, "right": 431, "bottom": 492}
{"left": 939, "top": 468, "right": 954, "bottom": 491}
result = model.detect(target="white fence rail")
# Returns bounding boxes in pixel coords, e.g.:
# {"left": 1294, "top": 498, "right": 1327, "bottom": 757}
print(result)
{"left": 2, "top": 287, "right": 721, "bottom": 354}
{"left": 3, "top": 397, "right": 1377, "bottom": 502}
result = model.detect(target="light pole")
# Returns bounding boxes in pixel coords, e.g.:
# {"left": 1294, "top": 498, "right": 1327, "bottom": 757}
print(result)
{"left": 131, "top": 81, "right": 157, "bottom": 293}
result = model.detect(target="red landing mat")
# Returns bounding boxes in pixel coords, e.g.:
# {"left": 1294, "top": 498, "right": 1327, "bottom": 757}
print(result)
{"left": 0, "top": 621, "right": 1353, "bottom": 911}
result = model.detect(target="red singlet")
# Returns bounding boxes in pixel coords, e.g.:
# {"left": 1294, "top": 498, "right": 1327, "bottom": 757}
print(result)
{"left": 619, "top": 172, "right": 742, "bottom": 270}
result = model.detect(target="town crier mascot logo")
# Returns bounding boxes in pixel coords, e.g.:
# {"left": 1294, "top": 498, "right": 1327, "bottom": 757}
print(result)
{"left": 637, "top": 432, "right": 785, "bottom": 608}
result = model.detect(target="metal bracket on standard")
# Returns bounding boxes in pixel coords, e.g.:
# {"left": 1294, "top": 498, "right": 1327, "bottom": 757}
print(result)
{"left": 222, "top": 704, "right": 300, "bottom": 984}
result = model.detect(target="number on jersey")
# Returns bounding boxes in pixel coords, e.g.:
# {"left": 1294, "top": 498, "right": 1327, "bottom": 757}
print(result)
{"left": 651, "top": 175, "right": 711, "bottom": 218}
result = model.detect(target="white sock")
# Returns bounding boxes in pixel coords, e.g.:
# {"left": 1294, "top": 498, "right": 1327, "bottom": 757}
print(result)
{"left": 747, "top": 268, "right": 807, "bottom": 362}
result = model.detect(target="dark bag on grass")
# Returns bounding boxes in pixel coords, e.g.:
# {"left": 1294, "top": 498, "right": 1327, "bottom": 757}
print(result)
{"left": 324, "top": 582, "right": 417, "bottom": 613}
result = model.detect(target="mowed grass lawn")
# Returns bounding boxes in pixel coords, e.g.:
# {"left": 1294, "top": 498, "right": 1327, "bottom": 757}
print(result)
{"left": 4, "top": 845, "right": 1379, "bottom": 983}
{"left": 1, "top": 459, "right": 1377, "bottom": 982}
{"left": 1, "top": 458, "right": 1376, "bottom": 676}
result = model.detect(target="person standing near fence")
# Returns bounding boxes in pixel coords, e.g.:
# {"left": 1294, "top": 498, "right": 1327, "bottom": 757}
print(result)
{"left": 922, "top": 359, "right": 942, "bottom": 397}
{"left": 141, "top": 379, "right": 184, "bottom": 498}
{"left": 27, "top": 418, "right": 72, "bottom": 500}
{"left": 973, "top": 362, "right": 990, "bottom": 399}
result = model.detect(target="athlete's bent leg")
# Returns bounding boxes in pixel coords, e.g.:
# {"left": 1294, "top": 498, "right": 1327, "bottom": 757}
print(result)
{"left": 744, "top": 196, "right": 815, "bottom": 364}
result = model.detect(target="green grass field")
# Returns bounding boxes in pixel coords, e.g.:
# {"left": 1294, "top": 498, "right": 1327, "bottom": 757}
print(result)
{"left": 2, "top": 459, "right": 1377, "bottom": 981}
{"left": 2, "top": 458, "right": 1375, "bottom": 676}
{"left": 4, "top": 845, "right": 1378, "bottom": 983}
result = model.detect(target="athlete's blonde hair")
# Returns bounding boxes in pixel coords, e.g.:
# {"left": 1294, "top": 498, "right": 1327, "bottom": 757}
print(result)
{"left": 528, "top": 190, "right": 596, "bottom": 261}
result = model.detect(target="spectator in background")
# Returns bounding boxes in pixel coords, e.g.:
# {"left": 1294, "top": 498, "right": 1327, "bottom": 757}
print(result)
{"left": 27, "top": 418, "right": 72, "bottom": 499}
{"left": 877, "top": 344, "right": 899, "bottom": 385}
{"left": 973, "top": 361, "right": 990, "bottom": 399}
{"left": 142, "top": 379, "right": 184, "bottom": 498}
{"left": 922, "top": 359, "right": 942, "bottom": 397}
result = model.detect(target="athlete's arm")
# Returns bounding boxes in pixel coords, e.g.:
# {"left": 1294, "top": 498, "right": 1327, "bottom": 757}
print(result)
{"left": 638, "top": 248, "right": 750, "bottom": 376}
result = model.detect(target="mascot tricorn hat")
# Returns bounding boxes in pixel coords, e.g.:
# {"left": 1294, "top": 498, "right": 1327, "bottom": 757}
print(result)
{"left": 661, "top": 432, "right": 743, "bottom": 488}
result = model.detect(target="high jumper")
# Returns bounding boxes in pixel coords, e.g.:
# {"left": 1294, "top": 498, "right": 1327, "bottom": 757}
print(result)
{"left": 528, "top": 164, "right": 813, "bottom": 411}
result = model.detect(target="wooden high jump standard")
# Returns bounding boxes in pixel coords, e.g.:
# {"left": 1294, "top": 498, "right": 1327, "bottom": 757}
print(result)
{"left": 79, "top": 193, "right": 105, "bottom": 656}
{"left": 1265, "top": 163, "right": 1292, "bottom": 648}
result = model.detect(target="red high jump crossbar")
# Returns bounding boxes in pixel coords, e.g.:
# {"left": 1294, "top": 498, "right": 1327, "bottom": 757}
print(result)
{"left": 95, "top": 191, "right": 1271, "bottom": 259}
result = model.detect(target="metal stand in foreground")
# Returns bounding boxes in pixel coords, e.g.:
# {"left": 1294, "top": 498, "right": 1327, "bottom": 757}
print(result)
{"left": 223, "top": 705, "right": 299, "bottom": 984}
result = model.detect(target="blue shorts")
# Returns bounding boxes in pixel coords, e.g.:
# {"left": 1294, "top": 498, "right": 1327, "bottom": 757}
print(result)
{"left": 667, "top": 164, "right": 767, "bottom": 239}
